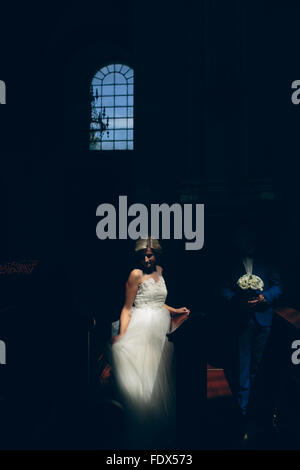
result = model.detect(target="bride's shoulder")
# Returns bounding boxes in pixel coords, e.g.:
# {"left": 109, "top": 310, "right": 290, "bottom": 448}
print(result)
{"left": 128, "top": 268, "right": 143, "bottom": 283}
{"left": 157, "top": 265, "right": 163, "bottom": 275}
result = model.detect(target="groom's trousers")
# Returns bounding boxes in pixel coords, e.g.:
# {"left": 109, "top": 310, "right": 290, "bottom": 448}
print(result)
{"left": 238, "top": 317, "right": 271, "bottom": 416}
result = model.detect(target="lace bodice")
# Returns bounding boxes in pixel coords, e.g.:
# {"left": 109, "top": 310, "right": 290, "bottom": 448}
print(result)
{"left": 133, "top": 275, "right": 167, "bottom": 309}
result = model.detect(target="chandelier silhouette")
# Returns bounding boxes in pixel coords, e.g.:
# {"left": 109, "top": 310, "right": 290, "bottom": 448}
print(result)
{"left": 90, "top": 86, "right": 110, "bottom": 142}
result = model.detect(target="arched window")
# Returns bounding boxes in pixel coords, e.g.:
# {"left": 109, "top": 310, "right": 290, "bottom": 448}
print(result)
{"left": 89, "top": 64, "right": 134, "bottom": 150}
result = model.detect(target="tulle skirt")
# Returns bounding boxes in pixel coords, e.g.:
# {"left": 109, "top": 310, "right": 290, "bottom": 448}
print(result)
{"left": 111, "top": 305, "right": 176, "bottom": 449}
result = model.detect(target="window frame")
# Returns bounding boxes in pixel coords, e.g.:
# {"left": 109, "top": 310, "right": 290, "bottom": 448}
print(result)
{"left": 89, "top": 63, "right": 134, "bottom": 152}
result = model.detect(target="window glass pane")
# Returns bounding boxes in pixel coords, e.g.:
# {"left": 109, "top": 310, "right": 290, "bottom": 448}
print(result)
{"left": 128, "top": 107, "right": 133, "bottom": 117}
{"left": 102, "top": 141, "right": 114, "bottom": 150}
{"left": 92, "top": 73, "right": 104, "bottom": 83}
{"left": 92, "top": 85, "right": 101, "bottom": 96}
{"left": 115, "top": 96, "right": 127, "bottom": 106}
{"left": 125, "top": 70, "right": 134, "bottom": 80}
{"left": 104, "top": 107, "right": 114, "bottom": 118}
{"left": 115, "top": 85, "right": 127, "bottom": 95}
{"left": 115, "top": 130, "right": 127, "bottom": 140}
{"left": 128, "top": 141, "right": 134, "bottom": 150}
{"left": 114, "top": 118, "right": 128, "bottom": 129}
{"left": 102, "top": 96, "right": 114, "bottom": 107}
{"left": 107, "top": 64, "right": 114, "bottom": 73}
{"left": 127, "top": 118, "right": 133, "bottom": 128}
{"left": 115, "top": 141, "right": 127, "bottom": 150}
{"left": 101, "top": 66, "right": 109, "bottom": 75}
{"left": 115, "top": 73, "right": 126, "bottom": 84}
{"left": 92, "top": 78, "right": 101, "bottom": 86}
{"left": 128, "top": 85, "right": 133, "bottom": 95}
{"left": 102, "top": 85, "right": 114, "bottom": 96}
{"left": 103, "top": 74, "right": 114, "bottom": 84}
{"left": 115, "top": 64, "right": 122, "bottom": 72}
{"left": 115, "top": 107, "right": 127, "bottom": 118}
{"left": 93, "top": 97, "right": 102, "bottom": 107}
{"left": 120, "top": 65, "right": 129, "bottom": 75}
{"left": 128, "top": 96, "right": 133, "bottom": 106}
{"left": 102, "top": 129, "right": 114, "bottom": 141}
{"left": 128, "top": 130, "right": 133, "bottom": 140}
{"left": 108, "top": 118, "right": 115, "bottom": 129}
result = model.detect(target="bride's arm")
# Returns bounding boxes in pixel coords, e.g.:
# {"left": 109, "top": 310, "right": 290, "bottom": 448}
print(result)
{"left": 164, "top": 304, "right": 179, "bottom": 315}
{"left": 116, "top": 269, "right": 141, "bottom": 339}
{"left": 164, "top": 304, "right": 190, "bottom": 317}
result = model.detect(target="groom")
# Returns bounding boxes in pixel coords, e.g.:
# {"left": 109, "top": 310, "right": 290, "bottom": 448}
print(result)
{"left": 221, "top": 224, "right": 282, "bottom": 439}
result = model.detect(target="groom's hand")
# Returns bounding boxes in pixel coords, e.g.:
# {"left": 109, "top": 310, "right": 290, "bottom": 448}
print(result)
{"left": 248, "top": 294, "right": 266, "bottom": 305}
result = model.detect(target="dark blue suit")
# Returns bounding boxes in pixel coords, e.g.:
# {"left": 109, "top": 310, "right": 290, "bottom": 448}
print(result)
{"left": 221, "top": 258, "right": 282, "bottom": 416}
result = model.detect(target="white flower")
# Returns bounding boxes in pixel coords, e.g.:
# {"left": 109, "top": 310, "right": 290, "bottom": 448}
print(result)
{"left": 237, "top": 274, "right": 264, "bottom": 292}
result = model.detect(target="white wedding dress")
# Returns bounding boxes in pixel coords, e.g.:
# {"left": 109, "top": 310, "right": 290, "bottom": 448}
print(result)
{"left": 111, "top": 272, "right": 176, "bottom": 449}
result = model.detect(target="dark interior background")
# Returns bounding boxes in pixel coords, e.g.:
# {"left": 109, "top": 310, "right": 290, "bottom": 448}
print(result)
{"left": 0, "top": 0, "right": 299, "bottom": 448}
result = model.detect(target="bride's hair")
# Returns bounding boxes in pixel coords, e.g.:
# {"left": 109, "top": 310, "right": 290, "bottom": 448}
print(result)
{"left": 130, "top": 237, "right": 162, "bottom": 271}
{"left": 135, "top": 237, "right": 162, "bottom": 254}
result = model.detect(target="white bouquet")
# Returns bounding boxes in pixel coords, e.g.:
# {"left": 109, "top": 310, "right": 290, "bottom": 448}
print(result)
{"left": 237, "top": 274, "right": 264, "bottom": 292}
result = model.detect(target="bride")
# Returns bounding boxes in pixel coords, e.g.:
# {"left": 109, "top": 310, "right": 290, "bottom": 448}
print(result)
{"left": 111, "top": 237, "right": 190, "bottom": 449}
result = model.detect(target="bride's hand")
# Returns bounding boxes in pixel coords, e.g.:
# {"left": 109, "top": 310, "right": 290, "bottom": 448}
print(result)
{"left": 176, "top": 307, "right": 190, "bottom": 316}
{"left": 112, "top": 334, "right": 124, "bottom": 344}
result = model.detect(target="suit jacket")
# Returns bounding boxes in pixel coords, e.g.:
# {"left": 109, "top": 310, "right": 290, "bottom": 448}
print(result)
{"left": 221, "top": 256, "right": 282, "bottom": 327}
